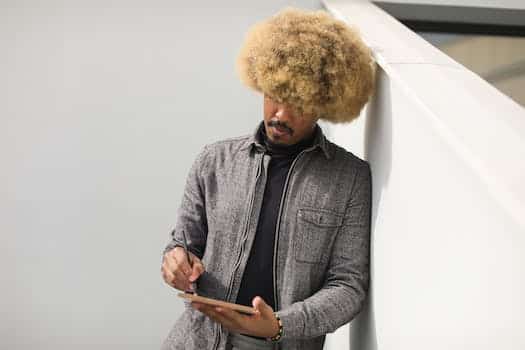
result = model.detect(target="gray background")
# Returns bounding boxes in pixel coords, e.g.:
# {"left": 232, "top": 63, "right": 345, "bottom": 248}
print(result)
{"left": 1, "top": 1, "right": 320, "bottom": 348}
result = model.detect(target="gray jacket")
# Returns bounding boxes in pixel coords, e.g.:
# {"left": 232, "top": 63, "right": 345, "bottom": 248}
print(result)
{"left": 161, "top": 122, "right": 372, "bottom": 350}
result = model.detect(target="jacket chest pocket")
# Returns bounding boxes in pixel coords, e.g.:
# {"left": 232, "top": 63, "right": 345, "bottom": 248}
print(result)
{"left": 294, "top": 208, "right": 344, "bottom": 264}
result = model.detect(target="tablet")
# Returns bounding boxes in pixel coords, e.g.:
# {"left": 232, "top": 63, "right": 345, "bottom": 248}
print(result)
{"left": 178, "top": 292, "right": 257, "bottom": 315}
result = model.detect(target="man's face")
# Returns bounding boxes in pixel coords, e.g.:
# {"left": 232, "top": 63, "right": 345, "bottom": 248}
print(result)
{"left": 263, "top": 94, "right": 319, "bottom": 146}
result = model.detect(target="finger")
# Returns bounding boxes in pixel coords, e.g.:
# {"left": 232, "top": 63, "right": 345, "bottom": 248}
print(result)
{"left": 216, "top": 307, "right": 251, "bottom": 324}
{"left": 173, "top": 266, "right": 192, "bottom": 291}
{"left": 161, "top": 266, "right": 176, "bottom": 287}
{"left": 189, "top": 257, "right": 205, "bottom": 282}
{"left": 215, "top": 306, "right": 264, "bottom": 336}
{"left": 161, "top": 260, "right": 176, "bottom": 284}
{"left": 163, "top": 265, "right": 184, "bottom": 290}
{"left": 163, "top": 250, "right": 179, "bottom": 271}
{"left": 166, "top": 250, "right": 192, "bottom": 290}
{"left": 252, "top": 296, "right": 274, "bottom": 318}
{"left": 192, "top": 303, "right": 240, "bottom": 332}
{"left": 164, "top": 251, "right": 188, "bottom": 287}
{"left": 172, "top": 247, "right": 193, "bottom": 278}
{"left": 211, "top": 307, "right": 245, "bottom": 333}
{"left": 196, "top": 304, "right": 238, "bottom": 329}
{"left": 164, "top": 257, "right": 190, "bottom": 291}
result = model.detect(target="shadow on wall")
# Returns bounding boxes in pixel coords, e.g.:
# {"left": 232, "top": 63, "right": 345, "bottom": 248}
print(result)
{"left": 349, "top": 68, "right": 393, "bottom": 350}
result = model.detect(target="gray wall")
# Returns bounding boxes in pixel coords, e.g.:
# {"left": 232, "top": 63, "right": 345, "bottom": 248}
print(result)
{"left": 1, "top": 1, "right": 321, "bottom": 348}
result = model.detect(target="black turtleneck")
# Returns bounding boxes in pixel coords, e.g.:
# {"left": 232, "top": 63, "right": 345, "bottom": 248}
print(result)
{"left": 236, "top": 122, "right": 317, "bottom": 335}
{"left": 261, "top": 123, "right": 317, "bottom": 158}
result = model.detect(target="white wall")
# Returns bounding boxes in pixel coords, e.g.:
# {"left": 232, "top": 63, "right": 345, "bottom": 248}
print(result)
{"left": 373, "top": 0, "right": 525, "bottom": 10}
{"left": 324, "top": 1, "right": 525, "bottom": 349}
{"left": 1, "top": 1, "right": 321, "bottom": 349}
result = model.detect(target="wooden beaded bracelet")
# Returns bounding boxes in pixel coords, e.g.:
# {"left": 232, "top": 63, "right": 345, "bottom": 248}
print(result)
{"left": 267, "top": 313, "right": 283, "bottom": 342}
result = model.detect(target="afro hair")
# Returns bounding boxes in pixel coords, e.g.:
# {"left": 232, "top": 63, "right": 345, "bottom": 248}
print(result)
{"left": 236, "top": 7, "right": 377, "bottom": 124}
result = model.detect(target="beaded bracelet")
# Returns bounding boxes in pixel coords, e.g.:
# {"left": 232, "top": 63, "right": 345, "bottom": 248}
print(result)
{"left": 267, "top": 313, "right": 283, "bottom": 342}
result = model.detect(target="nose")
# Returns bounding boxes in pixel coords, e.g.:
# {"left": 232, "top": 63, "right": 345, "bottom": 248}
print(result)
{"left": 275, "top": 104, "right": 295, "bottom": 122}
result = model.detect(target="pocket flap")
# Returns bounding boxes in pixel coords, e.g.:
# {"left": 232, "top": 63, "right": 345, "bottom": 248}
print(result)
{"left": 298, "top": 208, "right": 343, "bottom": 227}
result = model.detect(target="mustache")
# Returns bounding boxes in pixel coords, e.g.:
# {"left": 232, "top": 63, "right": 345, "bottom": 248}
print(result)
{"left": 268, "top": 120, "right": 294, "bottom": 135}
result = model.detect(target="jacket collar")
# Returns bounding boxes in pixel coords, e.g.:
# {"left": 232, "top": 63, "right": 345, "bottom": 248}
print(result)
{"left": 240, "top": 121, "right": 332, "bottom": 159}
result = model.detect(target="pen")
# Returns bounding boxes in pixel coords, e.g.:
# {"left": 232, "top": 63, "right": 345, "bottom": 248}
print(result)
{"left": 181, "top": 230, "right": 197, "bottom": 294}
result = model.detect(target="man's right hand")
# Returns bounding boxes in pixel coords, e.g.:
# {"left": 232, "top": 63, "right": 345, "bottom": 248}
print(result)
{"left": 161, "top": 247, "right": 205, "bottom": 292}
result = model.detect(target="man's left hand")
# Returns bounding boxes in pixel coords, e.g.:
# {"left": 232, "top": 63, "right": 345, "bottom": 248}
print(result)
{"left": 190, "top": 296, "right": 280, "bottom": 338}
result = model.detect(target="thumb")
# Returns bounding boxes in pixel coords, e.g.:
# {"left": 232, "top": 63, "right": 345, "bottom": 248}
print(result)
{"left": 189, "top": 254, "right": 205, "bottom": 282}
{"left": 252, "top": 296, "right": 274, "bottom": 317}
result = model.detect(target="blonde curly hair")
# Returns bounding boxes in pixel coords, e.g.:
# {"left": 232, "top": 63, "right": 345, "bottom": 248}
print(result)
{"left": 236, "top": 7, "right": 377, "bottom": 124}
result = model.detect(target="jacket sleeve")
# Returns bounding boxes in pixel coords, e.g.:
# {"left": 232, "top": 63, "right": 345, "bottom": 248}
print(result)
{"left": 162, "top": 145, "right": 210, "bottom": 260}
{"left": 276, "top": 162, "right": 372, "bottom": 339}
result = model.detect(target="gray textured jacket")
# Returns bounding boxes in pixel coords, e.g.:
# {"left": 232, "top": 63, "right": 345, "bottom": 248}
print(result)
{"left": 161, "top": 122, "right": 372, "bottom": 350}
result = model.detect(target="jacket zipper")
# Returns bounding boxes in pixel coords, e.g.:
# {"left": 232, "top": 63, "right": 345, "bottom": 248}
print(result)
{"left": 272, "top": 145, "right": 319, "bottom": 345}
{"left": 212, "top": 152, "right": 265, "bottom": 350}
{"left": 212, "top": 144, "right": 318, "bottom": 349}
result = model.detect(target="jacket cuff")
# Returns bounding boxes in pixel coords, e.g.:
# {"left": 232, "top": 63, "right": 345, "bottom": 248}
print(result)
{"left": 275, "top": 306, "right": 305, "bottom": 340}
{"left": 162, "top": 239, "right": 203, "bottom": 260}
{"left": 162, "top": 241, "right": 183, "bottom": 256}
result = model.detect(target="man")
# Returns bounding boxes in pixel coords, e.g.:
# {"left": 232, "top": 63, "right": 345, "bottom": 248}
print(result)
{"left": 161, "top": 7, "right": 376, "bottom": 350}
